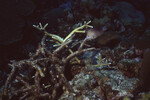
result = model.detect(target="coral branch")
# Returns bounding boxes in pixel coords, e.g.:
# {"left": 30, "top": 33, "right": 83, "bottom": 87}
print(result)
{"left": 63, "top": 21, "right": 93, "bottom": 42}
{"left": 78, "top": 39, "right": 88, "bottom": 51}
{"left": 34, "top": 71, "right": 41, "bottom": 98}
{"left": 3, "top": 63, "right": 16, "bottom": 95}
{"left": 63, "top": 48, "right": 96, "bottom": 64}
{"left": 53, "top": 39, "right": 72, "bottom": 56}
{"left": 16, "top": 76, "right": 31, "bottom": 89}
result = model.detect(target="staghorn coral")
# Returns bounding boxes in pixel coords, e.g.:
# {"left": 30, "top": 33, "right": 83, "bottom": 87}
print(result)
{"left": 93, "top": 53, "right": 111, "bottom": 67}
{"left": 3, "top": 21, "right": 95, "bottom": 100}
{"left": 33, "top": 21, "right": 93, "bottom": 63}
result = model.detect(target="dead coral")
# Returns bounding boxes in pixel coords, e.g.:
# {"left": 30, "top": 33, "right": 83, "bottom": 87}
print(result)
{"left": 3, "top": 22, "right": 95, "bottom": 99}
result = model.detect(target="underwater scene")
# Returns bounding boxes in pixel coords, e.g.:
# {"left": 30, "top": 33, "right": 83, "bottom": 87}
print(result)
{"left": 0, "top": 0, "right": 150, "bottom": 99}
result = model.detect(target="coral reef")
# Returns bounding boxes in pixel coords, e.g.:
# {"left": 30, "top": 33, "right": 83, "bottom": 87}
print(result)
{"left": 1, "top": 0, "right": 150, "bottom": 99}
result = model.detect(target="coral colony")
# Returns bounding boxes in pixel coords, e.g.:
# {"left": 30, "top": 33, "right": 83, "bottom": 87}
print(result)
{"left": 3, "top": 21, "right": 96, "bottom": 99}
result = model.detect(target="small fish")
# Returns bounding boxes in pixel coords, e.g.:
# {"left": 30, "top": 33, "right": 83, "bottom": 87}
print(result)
{"left": 78, "top": 27, "right": 105, "bottom": 51}
{"left": 85, "top": 27, "right": 120, "bottom": 48}
{"left": 86, "top": 27, "right": 106, "bottom": 40}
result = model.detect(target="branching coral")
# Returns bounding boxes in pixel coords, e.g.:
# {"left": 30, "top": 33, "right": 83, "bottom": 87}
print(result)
{"left": 93, "top": 53, "right": 111, "bottom": 67}
{"left": 33, "top": 21, "right": 93, "bottom": 63}
{"left": 3, "top": 21, "right": 95, "bottom": 100}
